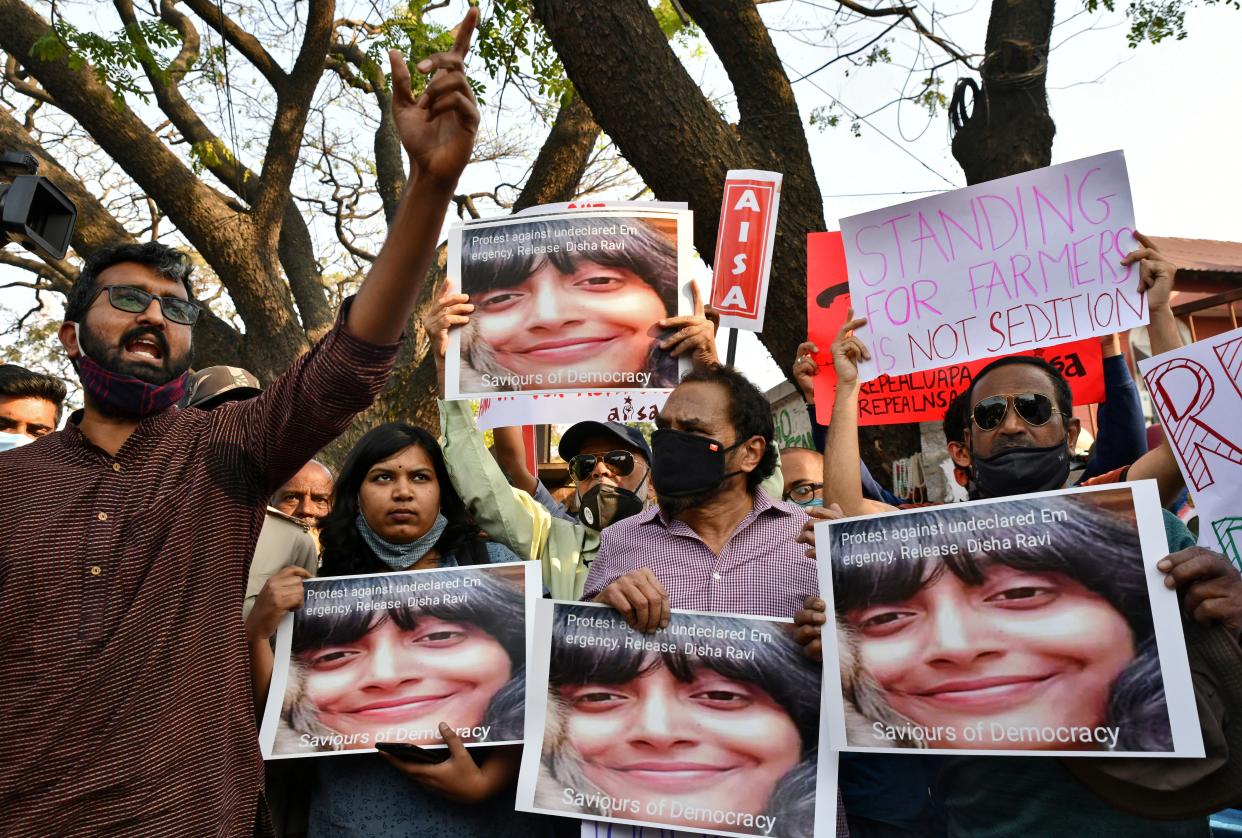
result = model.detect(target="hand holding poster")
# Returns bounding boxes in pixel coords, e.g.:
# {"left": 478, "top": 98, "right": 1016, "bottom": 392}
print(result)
{"left": 806, "top": 231, "right": 1104, "bottom": 425}
{"left": 840, "top": 151, "right": 1145, "bottom": 380}
{"left": 445, "top": 208, "right": 693, "bottom": 400}
{"left": 710, "top": 170, "right": 782, "bottom": 331}
{"left": 814, "top": 483, "right": 1203, "bottom": 757}
{"left": 1138, "top": 325, "right": 1242, "bottom": 569}
{"left": 518, "top": 601, "right": 838, "bottom": 838}
{"left": 259, "top": 562, "right": 539, "bottom": 759}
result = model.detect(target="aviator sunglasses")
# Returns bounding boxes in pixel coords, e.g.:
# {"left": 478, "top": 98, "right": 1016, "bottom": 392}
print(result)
{"left": 971, "top": 393, "right": 1061, "bottom": 432}
{"left": 568, "top": 450, "right": 637, "bottom": 482}
{"left": 93, "top": 285, "right": 202, "bottom": 326}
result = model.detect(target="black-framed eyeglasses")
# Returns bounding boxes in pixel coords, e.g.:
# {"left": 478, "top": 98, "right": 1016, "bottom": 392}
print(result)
{"left": 568, "top": 450, "right": 637, "bottom": 482}
{"left": 783, "top": 482, "right": 824, "bottom": 503}
{"left": 971, "top": 393, "right": 1060, "bottom": 432}
{"left": 93, "top": 284, "right": 201, "bottom": 325}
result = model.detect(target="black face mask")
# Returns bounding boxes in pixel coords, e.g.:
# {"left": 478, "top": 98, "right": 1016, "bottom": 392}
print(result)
{"left": 970, "top": 442, "right": 1071, "bottom": 499}
{"left": 577, "top": 482, "right": 646, "bottom": 531}
{"left": 650, "top": 428, "right": 743, "bottom": 498}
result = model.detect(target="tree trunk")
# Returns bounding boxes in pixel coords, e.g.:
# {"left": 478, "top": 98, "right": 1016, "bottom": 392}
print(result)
{"left": 512, "top": 94, "right": 600, "bottom": 212}
{"left": 531, "top": 0, "right": 824, "bottom": 373}
{"left": 951, "top": 0, "right": 1056, "bottom": 185}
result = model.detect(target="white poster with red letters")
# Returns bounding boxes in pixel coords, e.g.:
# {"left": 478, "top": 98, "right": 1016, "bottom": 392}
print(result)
{"left": 1139, "top": 325, "right": 1242, "bottom": 571}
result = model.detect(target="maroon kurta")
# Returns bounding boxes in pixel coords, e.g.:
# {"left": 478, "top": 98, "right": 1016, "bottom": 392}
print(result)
{"left": 0, "top": 305, "right": 399, "bottom": 835}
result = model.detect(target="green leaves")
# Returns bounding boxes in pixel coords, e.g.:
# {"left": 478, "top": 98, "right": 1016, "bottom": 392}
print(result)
{"left": 475, "top": 0, "right": 570, "bottom": 103}
{"left": 1084, "top": 0, "right": 1241, "bottom": 47}
{"left": 30, "top": 17, "right": 179, "bottom": 109}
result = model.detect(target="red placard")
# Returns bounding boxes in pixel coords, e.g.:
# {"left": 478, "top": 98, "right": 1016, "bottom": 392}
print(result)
{"left": 710, "top": 170, "right": 782, "bottom": 331}
{"left": 808, "top": 232, "right": 1105, "bottom": 426}
{"left": 521, "top": 425, "right": 539, "bottom": 477}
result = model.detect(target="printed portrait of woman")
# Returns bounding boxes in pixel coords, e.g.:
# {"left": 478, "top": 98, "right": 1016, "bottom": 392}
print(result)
{"left": 832, "top": 492, "right": 1172, "bottom": 752}
{"left": 275, "top": 566, "right": 527, "bottom": 754}
{"left": 536, "top": 606, "right": 820, "bottom": 838}
{"left": 457, "top": 216, "right": 682, "bottom": 394}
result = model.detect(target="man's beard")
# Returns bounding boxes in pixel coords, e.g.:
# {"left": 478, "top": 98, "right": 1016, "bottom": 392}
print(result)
{"left": 78, "top": 322, "right": 192, "bottom": 385}
{"left": 657, "top": 483, "right": 723, "bottom": 518}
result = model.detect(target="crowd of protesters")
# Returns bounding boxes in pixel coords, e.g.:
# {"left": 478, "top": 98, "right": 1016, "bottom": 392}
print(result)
{"left": 0, "top": 8, "right": 1239, "bottom": 838}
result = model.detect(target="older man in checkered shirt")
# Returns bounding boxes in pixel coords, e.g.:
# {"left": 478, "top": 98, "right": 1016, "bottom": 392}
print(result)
{"left": 582, "top": 364, "right": 819, "bottom": 623}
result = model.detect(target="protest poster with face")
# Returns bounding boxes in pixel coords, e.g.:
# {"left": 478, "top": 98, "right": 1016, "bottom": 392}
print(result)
{"left": 445, "top": 208, "right": 694, "bottom": 408}
{"left": 259, "top": 562, "right": 539, "bottom": 759}
{"left": 1139, "top": 325, "right": 1242, "bottom": 570}
{"left": 814, "top": 482, "right": 1203, "bottom": 757}
{"left": 518, "top": 601, "right": 839, "bottom": 838}
{"left": 840, "top": 151, "right": 1144, "bottom": 380}
{"left": 806, "top": 231, "right": 1105, "bottom": 425}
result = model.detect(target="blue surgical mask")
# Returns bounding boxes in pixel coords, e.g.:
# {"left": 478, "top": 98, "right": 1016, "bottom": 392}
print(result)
{"left": 0, "top": 431, "right": 31, "bottom": 452}
{"left": 795, "top": 497, "right": 825, "bottom": 509}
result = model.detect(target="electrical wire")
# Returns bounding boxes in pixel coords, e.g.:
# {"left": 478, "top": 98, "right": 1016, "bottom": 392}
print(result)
{"left": 784, "top": 58, "right": 961, "bottom": 187}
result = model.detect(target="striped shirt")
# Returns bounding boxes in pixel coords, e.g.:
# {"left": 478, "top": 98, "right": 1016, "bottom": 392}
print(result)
{"left": 0, "top": 302, "right": 399, "bottom": 836}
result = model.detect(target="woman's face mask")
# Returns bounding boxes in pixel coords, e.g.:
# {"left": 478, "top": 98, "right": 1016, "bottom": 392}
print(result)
{"left": 0, "top": 431, "right": 32, "bottom": 452}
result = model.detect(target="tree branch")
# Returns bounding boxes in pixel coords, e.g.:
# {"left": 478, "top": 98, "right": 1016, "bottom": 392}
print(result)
{"left": 330, "top": 39, "right": 405, "bottom": 222}
{"left": 250, "top": 0, "right": 334, "bottom": 233}
{"left": 511, "top": 93, "right": 601, "bottom": 212}
{"left": 179, "top": 0, "right": 289, "bottom": 92}
{"left": 114, "top": 0, "right": 332, "bottom": 335}
{"left": 831, "top": 0, "right": 978, "bottom": 68}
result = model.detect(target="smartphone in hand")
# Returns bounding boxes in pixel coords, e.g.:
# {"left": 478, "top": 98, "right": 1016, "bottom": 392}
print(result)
{"left": 375, "top": 741, "right": 451, "bottom": 764}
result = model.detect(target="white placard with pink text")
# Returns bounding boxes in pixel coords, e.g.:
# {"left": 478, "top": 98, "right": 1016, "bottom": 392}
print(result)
{"left": 841, "top": 151, "right": 1145, "bottom": 380}
{"left": 1139, "top": 326, "right": 1242, "bottom": 570}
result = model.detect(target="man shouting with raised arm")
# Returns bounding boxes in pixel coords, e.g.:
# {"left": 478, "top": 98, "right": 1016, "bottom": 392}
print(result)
{"left": 0, "top": 10, "right": 480, "bottom": 836}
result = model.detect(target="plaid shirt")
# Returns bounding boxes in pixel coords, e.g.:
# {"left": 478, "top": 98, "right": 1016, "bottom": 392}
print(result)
{"left": 582, "top": 488, "right": 847, "bottom": 836}
{"left": 583, "top": 488, "right": 817, "bottom": 619}
{"left": 0, "top": 300, "right": 399, "bottom": 836}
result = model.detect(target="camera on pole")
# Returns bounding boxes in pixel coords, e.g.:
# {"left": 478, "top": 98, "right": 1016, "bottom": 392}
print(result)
{"left": 0, "top": 150, "right": 77, "bottom": 260}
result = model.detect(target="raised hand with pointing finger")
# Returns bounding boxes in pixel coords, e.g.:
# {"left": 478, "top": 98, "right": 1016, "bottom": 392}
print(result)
{"left": 388, "top": 7, "right": 480, "bottom": 189}
{"left": 830, "top": 309, "right": 871, "bottom": 387}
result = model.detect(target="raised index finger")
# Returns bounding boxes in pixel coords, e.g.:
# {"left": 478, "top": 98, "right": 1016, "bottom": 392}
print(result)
{"left": 451, "top": 6, "right": 479, "bottom": 57}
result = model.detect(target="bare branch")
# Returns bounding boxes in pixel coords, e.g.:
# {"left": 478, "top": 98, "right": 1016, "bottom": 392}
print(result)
{"left": 179, "top": 0, "right": 289, "bottom": 91}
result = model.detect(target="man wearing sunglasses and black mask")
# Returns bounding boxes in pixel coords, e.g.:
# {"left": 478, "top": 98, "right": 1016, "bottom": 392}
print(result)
{"left": 963, "top": 355, "right": 1081, "bottom": 499}
{"left": 557, "top": 422, "right": 652, "bottom": 530}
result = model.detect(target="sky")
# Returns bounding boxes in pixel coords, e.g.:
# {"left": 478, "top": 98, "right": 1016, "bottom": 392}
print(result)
{"left": 2, "top": 0, "right": 1239, "bottom": 395}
